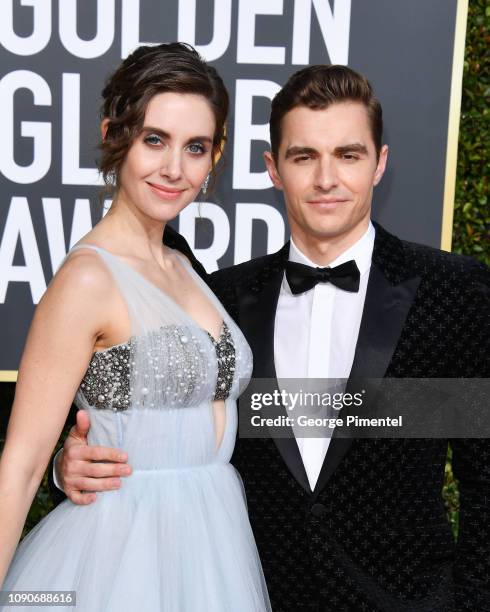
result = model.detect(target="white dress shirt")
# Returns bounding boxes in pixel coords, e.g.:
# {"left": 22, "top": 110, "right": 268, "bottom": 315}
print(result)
{"left": 274, "top": 222, "right": 375, "bottom": 491}
{"left": 52, "top": 449, "right": 63, "bottom": 491}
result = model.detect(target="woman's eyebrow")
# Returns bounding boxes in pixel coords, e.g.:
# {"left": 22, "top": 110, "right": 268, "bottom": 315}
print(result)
{"left": 142, "top": 126, "right": 213, "bottom": 145}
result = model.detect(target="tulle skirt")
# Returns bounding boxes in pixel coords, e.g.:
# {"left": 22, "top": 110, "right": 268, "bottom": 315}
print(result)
{"left": 4, "top": 463, "right": 271, "bottom": 611}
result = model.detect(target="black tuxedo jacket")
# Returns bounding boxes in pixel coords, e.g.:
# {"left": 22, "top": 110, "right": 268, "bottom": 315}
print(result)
{"left": 209, "top": 223, "right": 490, "bottom": 612}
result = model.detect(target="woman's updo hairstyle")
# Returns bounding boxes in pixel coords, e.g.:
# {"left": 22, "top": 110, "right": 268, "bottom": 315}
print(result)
{"left": 99, "top": 42, "right": 229, "bottom": 193}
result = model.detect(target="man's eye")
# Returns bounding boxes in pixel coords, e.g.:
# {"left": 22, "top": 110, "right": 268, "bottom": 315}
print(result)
{"left": 342, "top": 154, "right": 358, "bottom": 161}
{"left": 187, "top": 143, "right": 205, "bottom": 154}
{"left": 294, "top": 155, "right": 310, "bottom": 163}
{"left": 144, "top": 134, "right": 162, "bottom": 146}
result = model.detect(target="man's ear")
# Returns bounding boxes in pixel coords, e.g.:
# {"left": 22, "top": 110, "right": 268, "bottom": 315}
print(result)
{"left": 373, "top": 144, "right": 388, "bottom": 186}
{"left": 100, "top": 118, "right": 110, "bottom": 141}
{"left": 263, "top": 151, "right": 284, "bottom": 191}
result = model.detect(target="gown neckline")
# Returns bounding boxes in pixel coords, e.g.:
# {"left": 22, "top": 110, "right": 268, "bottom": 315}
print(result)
{"left": 74, "top": 242, "right": 226, "bottom": 344}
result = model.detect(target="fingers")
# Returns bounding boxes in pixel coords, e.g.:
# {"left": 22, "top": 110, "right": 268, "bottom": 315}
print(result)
{"left": 63, "top": 444, "right": 128, "bottom": 464}
{"left": 74, "top": 409, "right": 91, "bottom": 438}
{"left": 65, "top": 476, "right": 123, "bottom": 493}
{"left": 64, "top": 410, "right": 91, "bottom": 446}
{"left": 64, "top": 423, "right": 89, "bottom": 449}
{"left": 61, "top": 450, "right": 130, "bottom": 484}
{"left": 59, "top": 443, "right": 131, "bottom": 506}
{"left": 81, "top": 462, "right": 132, "bottom": 478}
{"left": 66, "top": 491, "right": 97, "bottom": 505}
{"left": 58, "top": 428, "right": 131, "bottom": 505}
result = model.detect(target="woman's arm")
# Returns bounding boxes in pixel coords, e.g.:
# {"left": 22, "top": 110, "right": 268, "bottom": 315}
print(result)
{"left": 0, "top": 252, "right": 117, "bottom": 585}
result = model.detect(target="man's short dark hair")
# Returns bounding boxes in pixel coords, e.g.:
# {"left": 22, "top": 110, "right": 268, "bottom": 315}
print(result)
{"left": 270, "top": 65, "right": 383, "bottom": 161}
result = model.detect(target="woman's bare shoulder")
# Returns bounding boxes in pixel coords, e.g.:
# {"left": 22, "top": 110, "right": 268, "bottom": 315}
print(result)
{"left": 39, "top": 247, "right": 119, "bottom": 319}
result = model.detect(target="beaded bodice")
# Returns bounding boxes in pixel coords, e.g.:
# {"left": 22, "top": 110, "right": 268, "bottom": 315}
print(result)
{"left": 81, "top": 341, "right": 132, "bottom": 410}
{"left": 79, "top": 322, "right": 236, "bottom": 411}
{"left": 206, "top": 322, "right": 235, "bottom": 400}
{"left": 70, "top": 244, "right": 252, "bottom": 416}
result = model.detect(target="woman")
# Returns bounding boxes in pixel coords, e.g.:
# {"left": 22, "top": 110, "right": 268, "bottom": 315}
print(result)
{"left": 0, "top": 43, "right": 271, "bottom": 611}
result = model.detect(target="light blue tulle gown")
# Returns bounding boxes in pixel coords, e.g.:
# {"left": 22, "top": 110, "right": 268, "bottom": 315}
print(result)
{"left": 3, "top": 245, "right": 271, "bottom": 612}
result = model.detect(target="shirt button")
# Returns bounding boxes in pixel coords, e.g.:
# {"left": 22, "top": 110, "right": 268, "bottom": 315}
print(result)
{"left": 310, "top": 503, "right": 327, "bottom": 517}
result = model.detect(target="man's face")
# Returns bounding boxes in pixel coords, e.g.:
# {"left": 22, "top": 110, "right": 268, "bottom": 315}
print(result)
{"left": 264, "top": 102, "right": 388, "bottom": 248}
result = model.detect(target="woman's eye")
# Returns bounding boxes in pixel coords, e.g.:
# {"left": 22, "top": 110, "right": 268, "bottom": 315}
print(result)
{"left": 144, "top": 134, "right": 162, "bottom": 146}
{"left": 187, "top": 143, "right": 205, "bottom": 155}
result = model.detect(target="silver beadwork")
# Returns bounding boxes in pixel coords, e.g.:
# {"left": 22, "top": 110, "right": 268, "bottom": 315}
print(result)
{"left": 78, "top": 323, "right": 238, "bottom": 411}
{"left": 207, "top": 323, "right": 236, "bottom": 401}
{"left": 80, "top": 343, "right": 132, "bottom": 411}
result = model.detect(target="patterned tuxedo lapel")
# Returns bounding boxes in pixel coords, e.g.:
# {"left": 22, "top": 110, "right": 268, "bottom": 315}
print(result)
{"left": 312, "top": 223, "right": 422, "bottom": 497}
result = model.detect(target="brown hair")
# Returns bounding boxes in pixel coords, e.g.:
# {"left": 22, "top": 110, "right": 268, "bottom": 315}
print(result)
{"left": 270, "top": 64, "right": 383, "bottom": 160}
{"left": 99, "top": 42, "right": 229, "bottom": 193}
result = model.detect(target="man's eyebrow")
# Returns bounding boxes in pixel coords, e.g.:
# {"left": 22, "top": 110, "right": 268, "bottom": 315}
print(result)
{"left": 284, "top": 146, "right": 318, "bottom": 159}
{"left": 334, "top": 143, "right": 368, "bottom": 155}
{"left": 141, "top": 126, "right": 213, "bottom": 145}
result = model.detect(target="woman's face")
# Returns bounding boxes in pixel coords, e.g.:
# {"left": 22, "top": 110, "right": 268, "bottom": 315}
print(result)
{"left": 117, "top": 91, "right": 215, "bottom": 223}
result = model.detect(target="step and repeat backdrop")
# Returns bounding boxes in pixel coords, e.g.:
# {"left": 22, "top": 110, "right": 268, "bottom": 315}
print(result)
{"left": 0, "top": 0, "right": 465, "bottom": 374}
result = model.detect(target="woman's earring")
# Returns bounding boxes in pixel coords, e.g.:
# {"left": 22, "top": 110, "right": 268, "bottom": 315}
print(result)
{"left": 201, "top": 174, "right": 210, "bottom": 195}
{"left": 107, "top": 170, "right": 116, "bottom": 186}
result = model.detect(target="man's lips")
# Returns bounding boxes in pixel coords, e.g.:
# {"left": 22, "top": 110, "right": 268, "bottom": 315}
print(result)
{"left": 147, "top": 182, "right": 185, "bottom": 200}
{"left": 306, "top": 198, "right": 349, "bottom": 206}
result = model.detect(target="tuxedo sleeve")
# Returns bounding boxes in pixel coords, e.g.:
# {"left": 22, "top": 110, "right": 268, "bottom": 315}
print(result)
{"left": 451, "top": 265, "right": 490, "bottom": 609}
{"left": 162, "top": 225, "right": 209, "bottom": 282}
{"left": 451, "top": 438, "right": 490, "bottom": 609}
{"left": 208, "top": 267, "right": 239, "bottom": 323}
{"left": 47, "top": 407, "right": 77, "bottom": 507}
{"left": 47, "top": 450, "right": 67, "bottom": 507}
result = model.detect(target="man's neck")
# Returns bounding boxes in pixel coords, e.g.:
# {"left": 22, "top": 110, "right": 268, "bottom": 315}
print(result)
{"left": 290, "top": 222, "right": 372, "bottom": 267}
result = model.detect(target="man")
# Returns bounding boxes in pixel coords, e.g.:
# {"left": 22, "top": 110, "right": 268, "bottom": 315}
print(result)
{"left": 51, "top": 66, "right": 489, "bottom": 610}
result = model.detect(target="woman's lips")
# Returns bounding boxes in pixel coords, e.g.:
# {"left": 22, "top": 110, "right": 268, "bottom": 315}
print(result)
{"left": 147, "top": 182, "right": 185, "bottom": 200}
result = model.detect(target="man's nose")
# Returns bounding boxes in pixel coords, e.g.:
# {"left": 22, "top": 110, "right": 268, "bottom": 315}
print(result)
{"left": 314, "top": 157, "right": 338, "bottom": 191}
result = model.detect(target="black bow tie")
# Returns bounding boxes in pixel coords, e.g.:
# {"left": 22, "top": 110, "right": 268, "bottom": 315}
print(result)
{"left": 285, "top": 260, "right": 360, "bottom": 295}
